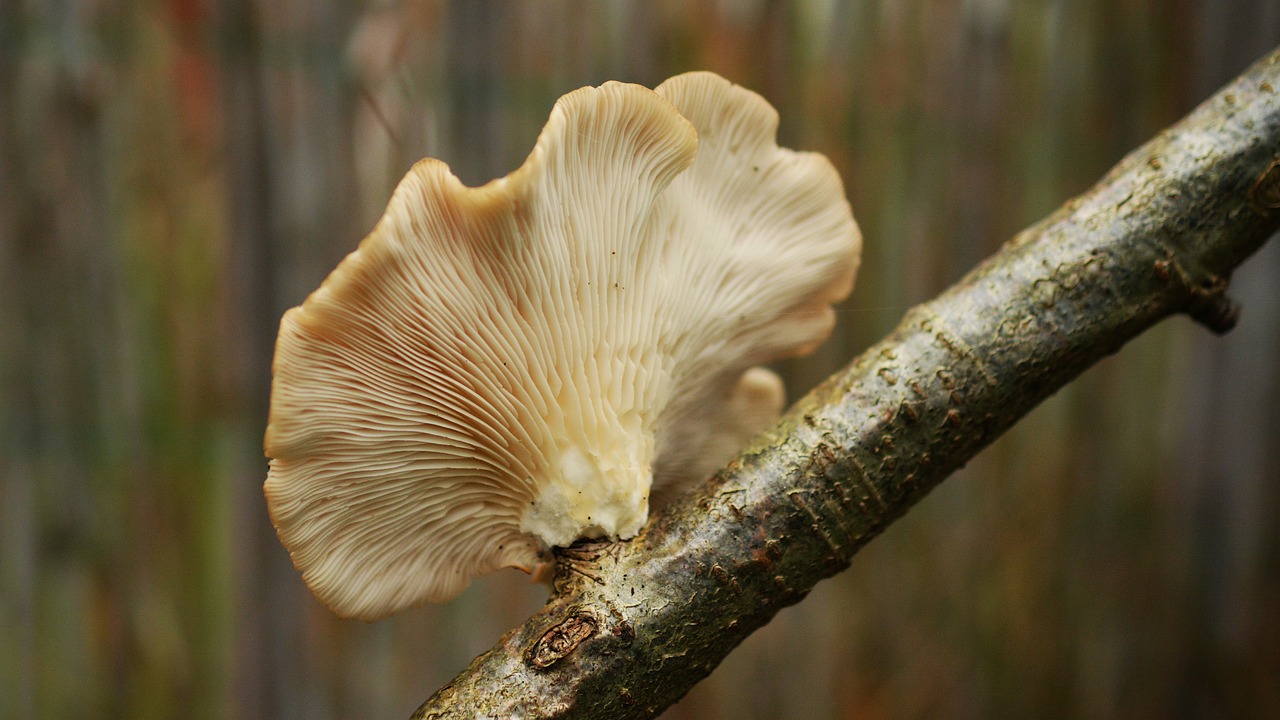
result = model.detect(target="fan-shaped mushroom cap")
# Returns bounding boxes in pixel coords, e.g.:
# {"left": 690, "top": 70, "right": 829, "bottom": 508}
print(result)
{"left": 264, "top": 72, "right": 860, "bottom": 620}
{"left": 648, "top": 365, "right": 787, "bottom": 510}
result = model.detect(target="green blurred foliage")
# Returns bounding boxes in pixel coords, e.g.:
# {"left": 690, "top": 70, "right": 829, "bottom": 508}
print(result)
{"left": 1, "top": 1, "right": 1278, "bottom": 718}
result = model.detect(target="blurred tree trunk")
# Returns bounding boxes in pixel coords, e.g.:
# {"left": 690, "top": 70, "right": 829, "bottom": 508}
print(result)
{"left": 0, "top": 1, "right": 36, "bottom": 717}
{"left": 215, "top": 1, "right": 298, "bottom": 718}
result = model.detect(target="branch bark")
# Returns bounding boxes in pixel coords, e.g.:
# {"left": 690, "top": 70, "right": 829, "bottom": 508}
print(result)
{"left": 413, "top": 48, "right": 1280, "bottom": 720}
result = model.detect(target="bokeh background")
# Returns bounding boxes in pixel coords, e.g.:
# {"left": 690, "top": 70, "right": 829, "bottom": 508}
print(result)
{"left": 3, "top": 1, "right": 1279, "bottom": 718}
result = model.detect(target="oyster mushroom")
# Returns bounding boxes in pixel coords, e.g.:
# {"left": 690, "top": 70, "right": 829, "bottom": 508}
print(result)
{"left": 264, "top": 72, "right": 860, "bottom": 620}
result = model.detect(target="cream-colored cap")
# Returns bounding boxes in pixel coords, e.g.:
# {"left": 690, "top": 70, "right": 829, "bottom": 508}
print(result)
{"left": 264, "top": 73, "right": 860, "bottom": 620}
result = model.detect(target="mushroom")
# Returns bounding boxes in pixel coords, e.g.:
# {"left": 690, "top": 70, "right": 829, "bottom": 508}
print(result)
{"left": 264, "top": 72, "right": 861, "bottom": 620}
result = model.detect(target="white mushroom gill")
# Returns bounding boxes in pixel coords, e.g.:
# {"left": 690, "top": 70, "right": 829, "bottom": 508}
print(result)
{"left": 264, "top": 72, "right": 860, "bottom": 620}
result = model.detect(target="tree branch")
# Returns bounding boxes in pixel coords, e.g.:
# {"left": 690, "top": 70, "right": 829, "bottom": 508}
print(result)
{"left": 412, "top": 48, "right": 1280, "bottom": 720}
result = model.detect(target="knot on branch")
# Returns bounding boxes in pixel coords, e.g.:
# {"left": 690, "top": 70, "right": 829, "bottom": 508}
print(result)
{"left": 1185, "top": 276, "right": 1241, "bottom": 334}
{"left": 528, "top": 610, "right": 600, "bottom": 669}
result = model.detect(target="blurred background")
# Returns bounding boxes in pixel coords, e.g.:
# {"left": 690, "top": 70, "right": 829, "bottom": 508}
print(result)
{"left": 2, "top": 1, "right": 1278, "bottom": 718}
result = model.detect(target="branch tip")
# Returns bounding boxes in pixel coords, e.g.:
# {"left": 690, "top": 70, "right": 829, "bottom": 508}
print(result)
{"left": 1186, "top": 279, "right": 1242, "bottom": 335}
{"left": 1153, "top": 259, "right": 1241, "bottom": 335}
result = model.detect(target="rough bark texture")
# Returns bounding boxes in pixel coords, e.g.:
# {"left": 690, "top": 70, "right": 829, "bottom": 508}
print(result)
{"left": 413, "top": 49, "right": 1280, "bottom": 720}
